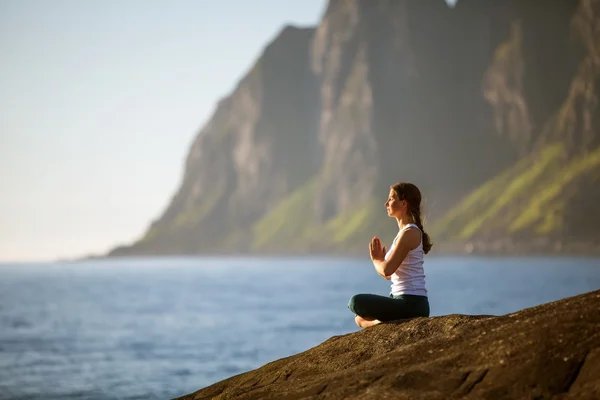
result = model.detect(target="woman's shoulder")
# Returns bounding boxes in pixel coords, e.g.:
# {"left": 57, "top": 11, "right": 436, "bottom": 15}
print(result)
{"left": 397, "top": 226, "right": 421, "bottom": 250}
{"left": 403, "top": 223, "right": 421, "bottom": 231}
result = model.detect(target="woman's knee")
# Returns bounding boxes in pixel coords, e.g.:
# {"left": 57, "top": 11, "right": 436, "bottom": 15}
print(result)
{"left": 348, "top": 294, "right": 369, "bottom": 316}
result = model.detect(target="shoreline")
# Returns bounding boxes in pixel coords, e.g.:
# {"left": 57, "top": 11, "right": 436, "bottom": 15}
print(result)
{"left": 74, "top": 243, "right": 600, "bottom": 263}
{"left": 4, "top": 241, "right": 600, "bottom": 264}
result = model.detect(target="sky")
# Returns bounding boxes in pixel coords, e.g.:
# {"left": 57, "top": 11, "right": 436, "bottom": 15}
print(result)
{"left": 0, "top": 0, "right": 327, "bottom": 262}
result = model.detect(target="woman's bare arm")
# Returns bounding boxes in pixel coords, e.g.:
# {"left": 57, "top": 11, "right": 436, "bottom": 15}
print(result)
{"left": 372, "top": 228, "right": 420, "bottom": 277}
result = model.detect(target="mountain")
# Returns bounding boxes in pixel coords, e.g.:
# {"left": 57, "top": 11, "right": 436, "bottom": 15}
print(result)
{"left": 108, "top": 0, "right": 599, "bottom": 257}
{"left": 432, "top": 0, "right": 600, "bottom": 254}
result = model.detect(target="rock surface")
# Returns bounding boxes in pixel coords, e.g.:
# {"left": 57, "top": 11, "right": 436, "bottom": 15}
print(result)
{"left": 176, "top": 289, "right": 600, "bottom": 400}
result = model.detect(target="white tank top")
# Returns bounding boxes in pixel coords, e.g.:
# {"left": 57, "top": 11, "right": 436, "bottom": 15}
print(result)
{"left": 385, "top": 223, "right": 428, "bottom": 297}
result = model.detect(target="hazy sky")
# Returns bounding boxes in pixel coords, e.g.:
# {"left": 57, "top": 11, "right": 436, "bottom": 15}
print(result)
{"left": 1, "top": 0, "right": 326, "bottom": 262}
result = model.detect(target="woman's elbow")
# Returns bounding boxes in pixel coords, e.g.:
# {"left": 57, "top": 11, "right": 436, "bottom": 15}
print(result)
{"left": 383, "top": 264, "right": 398, "bottom": 277}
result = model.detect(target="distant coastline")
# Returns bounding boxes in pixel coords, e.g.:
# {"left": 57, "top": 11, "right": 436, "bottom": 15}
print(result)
{"left": 62, "top": 238, "right": 600, "bottom": 263}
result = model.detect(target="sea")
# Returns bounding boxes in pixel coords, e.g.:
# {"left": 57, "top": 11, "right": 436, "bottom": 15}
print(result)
{"left": 1, "top": 255, "right": 599, "bottom": 400}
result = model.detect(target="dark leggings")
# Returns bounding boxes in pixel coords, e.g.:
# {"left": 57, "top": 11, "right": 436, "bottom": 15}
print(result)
{"left": 348, "top": 293, "right": 430, "bottom": 322}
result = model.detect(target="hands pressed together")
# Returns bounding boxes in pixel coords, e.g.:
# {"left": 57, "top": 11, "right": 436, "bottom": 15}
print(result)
{"left": 369, "top": 236, "right": 387, "bottom": 262}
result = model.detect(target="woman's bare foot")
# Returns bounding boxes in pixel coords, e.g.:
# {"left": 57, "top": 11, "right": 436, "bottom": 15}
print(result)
{"left": 355, "top": 315, "right": 382, "bottom": 328}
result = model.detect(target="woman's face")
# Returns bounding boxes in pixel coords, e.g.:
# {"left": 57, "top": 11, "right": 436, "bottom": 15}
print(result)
{"left": 385, "top": 189, "right": 405, "bottom": 218}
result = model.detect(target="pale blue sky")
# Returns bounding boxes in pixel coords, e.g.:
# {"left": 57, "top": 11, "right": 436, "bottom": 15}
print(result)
{"left": 1, "top": 0, "right": 326, "bottom": 262}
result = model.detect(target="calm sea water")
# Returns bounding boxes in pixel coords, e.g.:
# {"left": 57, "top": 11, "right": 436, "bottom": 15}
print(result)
{"left": 1, "top": 256, "right": 599, "bottom": 400}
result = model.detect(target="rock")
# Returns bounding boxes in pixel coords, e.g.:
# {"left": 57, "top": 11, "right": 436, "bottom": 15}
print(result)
{"left": 176, "top": 289, "right": 600, "bottom": 399}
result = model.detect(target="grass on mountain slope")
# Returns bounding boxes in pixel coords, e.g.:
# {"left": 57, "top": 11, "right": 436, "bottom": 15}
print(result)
{"left": 251, "top": 179, "right": 394, "bottom": 253}
{"left": 431, "top": 143, "right": 600, "bottom": 241}
{"left": 510, "top": 145, "right": 600, "bottom": 234}
{"left": 171, "top": 180, "right": 225, "bottom": 231}
{"left": 251, "top": 178, "right": 320, "bottom": 252}
{"left": 139, "top": 180, "right": 225, "bottom": 245}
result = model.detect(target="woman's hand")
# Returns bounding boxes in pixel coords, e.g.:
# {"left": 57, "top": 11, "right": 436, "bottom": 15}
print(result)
{"left": 369, "top": 236, "right": 386, "bottom": 262}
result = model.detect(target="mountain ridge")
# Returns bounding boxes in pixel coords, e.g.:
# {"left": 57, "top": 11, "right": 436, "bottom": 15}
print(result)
{"left": 108, "top": 0, "right": 600, "bottom": 258}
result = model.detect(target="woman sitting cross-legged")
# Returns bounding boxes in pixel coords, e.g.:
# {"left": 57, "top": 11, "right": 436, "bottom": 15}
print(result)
{"left": 348, "top": 181, "right": 432, "bottom": 328}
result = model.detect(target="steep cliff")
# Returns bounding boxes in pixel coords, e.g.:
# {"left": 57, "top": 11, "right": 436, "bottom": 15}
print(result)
{"left": 109, "top": 0, "right": 598, "bottom": 257}
{"left": 110, "top": 26, "right": 320, "bottom": 255}
{"left": 432, "top": 0, "right": 600, "bottom": 254}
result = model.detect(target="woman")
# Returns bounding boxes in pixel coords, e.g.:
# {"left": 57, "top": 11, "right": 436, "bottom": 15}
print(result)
{"left": 348, "top": 182, "right": 432, "bottom": 328}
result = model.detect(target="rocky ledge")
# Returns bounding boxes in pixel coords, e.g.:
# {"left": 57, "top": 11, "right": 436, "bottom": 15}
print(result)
{"left": 176, "top": 290, "right": 600, "bottom": 399}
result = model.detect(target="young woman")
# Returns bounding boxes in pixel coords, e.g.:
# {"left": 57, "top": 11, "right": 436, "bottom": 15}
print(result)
{"left": 348, "top": 182, "right": 432, "bottom": 328}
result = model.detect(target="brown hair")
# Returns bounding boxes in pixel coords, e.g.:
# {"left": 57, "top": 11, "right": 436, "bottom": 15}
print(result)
{"left": 390, "top": 182, "right": 433, "bottom": 254}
